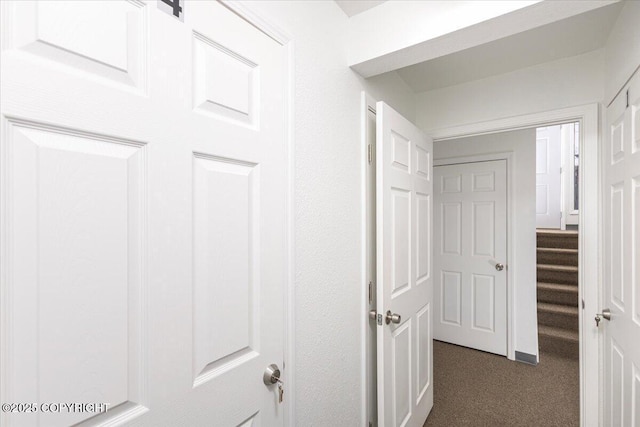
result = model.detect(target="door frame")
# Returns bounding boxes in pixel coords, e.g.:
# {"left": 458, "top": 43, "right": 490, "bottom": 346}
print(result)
{"left": 216, "top": 2, "right": 296, "bottom": 425}
{"left": 429, "top": 103, "right": 600, "bottom": 426}
{"left": 360, "top": 92, "right": 377, "bottom": 427}
{"left": 433, "top": 152, "right": 515, "bottom": 360}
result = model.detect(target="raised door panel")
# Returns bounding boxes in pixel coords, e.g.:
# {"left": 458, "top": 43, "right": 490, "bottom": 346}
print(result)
{"left": 536, "top": 184, "right": 549, "bottom": 215}
{"left": 192, "top": 31, "right": 259, "bottom": 128}
{"left": 610, "top": 340, "right": 624, "bottom": 427}
{"left": 441, "top": 203, "right": 461, "bottom": 255}
{"left": 192, "top": 154, "right": 260, "bottom": 387}
{"left": 2, "top": 120, "right": 147, "bottom": 426}
{"left": 392, "top": 189, "right": 411, "bottom": 297}
{"left": 416, "top": 194, "right": 430, "bottom": 285}
{"left": 6, "top": 0, "right": 147, "bottom": 90}
{"left": 634, "top": 177, "right": 640, "bottom": 324}
{"left": 441, "top": 271, "right": 461, "bottom": 326}
{"left": 633, "top": 364, "right": 640, "bottom": 427}
{"left": 392, "top": 131, "right": 410, "bottom": 172}
{"left": 392, "top": 321, "right": 412, "bottom": 427}
{"left": 610, "top": 182, "right": 625, "bottom": 309}
{"left": 611, "top": 118, "right": 624, "bottom": 165}
{"left": 472, "top": 274, "right": 495, "bottom": 332}
{"left": 472, "top": 201, "right": 495, "bottom": 257}
{"left": 416, "top": 304, "right": 430, "bottom": 404}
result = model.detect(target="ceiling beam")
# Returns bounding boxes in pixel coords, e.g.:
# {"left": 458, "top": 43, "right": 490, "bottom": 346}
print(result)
{"left": 348, "top": 0, "right": 619, "bottom": 78}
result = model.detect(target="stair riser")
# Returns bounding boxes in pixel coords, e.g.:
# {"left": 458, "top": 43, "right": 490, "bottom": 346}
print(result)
{"left": 537, "top": 269, "right": 578, "bottom": 285}
{"left": 537, "top": 288, "right": 579, "bottom": 306}
{"left": 537, "top": 251, "right": 578, "bottom": 266}
{"left": 538, "top": 334, "right": 579, "bottom": 359}
{"left": 537, "top": 234, "right": 578, "bottom": 250}
{"left": 538, "top": 310, "right": 578, "bottom": 332}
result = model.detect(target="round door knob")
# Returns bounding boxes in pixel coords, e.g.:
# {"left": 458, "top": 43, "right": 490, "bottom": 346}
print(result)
{"left": 263, "top": 364, "right": 281, "bottom": 385}
{"left": 385, "top": 310, "right": 401, "bottom": 325}
{"left": 495, "top": 263, "right": 504, "bottom": 271}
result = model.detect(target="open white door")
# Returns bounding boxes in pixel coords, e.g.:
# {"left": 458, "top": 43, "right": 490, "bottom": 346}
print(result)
{"left": 376, "top": 102, "right": 433, "bottom": 427}
{"left": 1, "top": 2, "right": 289, "bottom": 426}
{"left": 602, "top": 69, "right": 640, "bottom": 427}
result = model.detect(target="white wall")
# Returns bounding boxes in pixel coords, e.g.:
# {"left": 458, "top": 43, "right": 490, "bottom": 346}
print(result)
{"left": 603, "top": 0, "right": 640, "bottom": 104}
{"left": 434, "top": 129, "right": 538, "bottom": 357}
{"left": 416, "top": 49, "right": 604, "bottom": 132}
{"left": 244, "top": 2, "right": 415, "bottom": 425}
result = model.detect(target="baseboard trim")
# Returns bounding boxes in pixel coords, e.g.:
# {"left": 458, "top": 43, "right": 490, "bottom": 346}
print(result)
{"left": 515, "top": 351, "right": 538, "bottom": 365}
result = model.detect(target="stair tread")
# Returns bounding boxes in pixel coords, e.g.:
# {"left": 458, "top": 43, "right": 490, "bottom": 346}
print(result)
{"left": 536, "top": 229, "right": 578, "bottom": 235}
{"left": 537, "top": 247, "right": 579, "bottom": 254}
{"left": 538, "top": 325, "right": 579, "bottom": 342}
{"left": 537, "top": 282, "right": 578, "bottom": 293}
{"left": 537, "top": 302, "right": 579, "bottom": 315}
{"left": 537, "top": 264, "right": 578, "bottom": 272}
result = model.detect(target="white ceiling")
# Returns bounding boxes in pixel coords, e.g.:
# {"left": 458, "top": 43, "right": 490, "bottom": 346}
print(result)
{"left": 335, "top": 0, "right": 386, "bottom": 17}
{"left": 396, "top": 2, "right": 623, "bottom": 92}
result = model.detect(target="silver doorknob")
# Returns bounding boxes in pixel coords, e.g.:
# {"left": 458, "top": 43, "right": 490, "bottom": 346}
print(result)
{"left": 263, "top": 364, "right": 282, "bottom": 385}
{"left": 385, "top": 310, "right": 401, "bottom": 325}
{"left": 495, "top": 263, "right": 504, "bottom": 271}
{"left": 595, "top": 308, "right": 611, "bottom": 327}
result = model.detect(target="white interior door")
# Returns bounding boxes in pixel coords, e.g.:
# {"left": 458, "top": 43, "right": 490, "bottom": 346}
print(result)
{"left": 0, "top": 1, "right": 288, "bottom": 426}
{"left": 536, "top": 126, "right": 562, "bottom": 229}
{"left": 376, "top": 102, "right": 433, "bottom": 427}
{"left": 433, "top": 160, "right": 508, "bottom": 356}
{"left": 602, "top": 69, "right": 640, "bottom": 427}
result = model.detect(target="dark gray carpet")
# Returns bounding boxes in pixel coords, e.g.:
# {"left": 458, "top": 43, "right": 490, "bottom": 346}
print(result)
{"left": 424, "top": 341, "right": 579, "bottom": 426}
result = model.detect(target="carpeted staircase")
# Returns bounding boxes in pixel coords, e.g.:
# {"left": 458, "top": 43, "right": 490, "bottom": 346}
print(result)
{"left": 537, "top": 229, "right": 579, "bottom": 359}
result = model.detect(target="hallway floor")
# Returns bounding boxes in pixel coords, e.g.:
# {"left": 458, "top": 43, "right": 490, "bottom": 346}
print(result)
{"left": 424, "top": 341, "right": 579, "bottom": 426}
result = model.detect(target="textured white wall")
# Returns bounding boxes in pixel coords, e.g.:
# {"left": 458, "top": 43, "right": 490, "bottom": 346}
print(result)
{"left": 415, "top": 49, "right": 604, "bottom": 132}
{"left": 434, "top": 129, "right": 538, "bottom": 357}
{"left": 603, "top": 0, "right": 640, "bottom": 104}
{"left": 244, "top": 2, "right": 415, "bottom": 425}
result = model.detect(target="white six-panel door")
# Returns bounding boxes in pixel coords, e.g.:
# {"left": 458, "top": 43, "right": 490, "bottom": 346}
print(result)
{"left": 376, "top": 102, "right": 433, "bottom": 427}
{"left": 433, "top": 160, "right": 507, "bottom": 356}
{"left": 603, "top": 69, "right": 640, "bottom": 427}
{"left": 0, "top": 1, "right": 288, "bottom": 426}
{"left": 536, "top": 126, "right": 562, "bottom": 229}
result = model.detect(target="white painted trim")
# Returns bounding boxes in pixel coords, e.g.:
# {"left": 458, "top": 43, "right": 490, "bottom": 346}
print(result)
{"left": 220, "top": 1, "right": 292, "bottom": 45}
{"left": 217, "top": 3, "right": 296, "bottom": 425}
{"left": 429, "top": 103, "right": 600, "bottom": 427}
{"left": 360, "top": 91, "right": 377, "bottom": 427}
{"left": 430, "top": 104, "right": 595, "bottom": 141}
{"left": 284, "top": 39, "right": 296, "bottom": 427}
{"left": 434, "top": 152, "right": 517, "bottom": 362}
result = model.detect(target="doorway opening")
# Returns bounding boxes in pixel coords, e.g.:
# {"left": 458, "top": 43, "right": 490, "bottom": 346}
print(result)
{"left": 362, "top": 101, "right": 599, "bottom": 425}
{"left": 535, "top": 122, "right": 581, "bottom": 424}
{"left": 425, "top": 105, "right": 599, "bottom": 426}
{"left": 535, "top": 122, "right": 581, "bottom": 359}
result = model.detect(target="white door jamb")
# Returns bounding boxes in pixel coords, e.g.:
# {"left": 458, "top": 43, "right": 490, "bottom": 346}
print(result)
{"left": 360, "top": 91, "right": 377, "bottom": 427}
